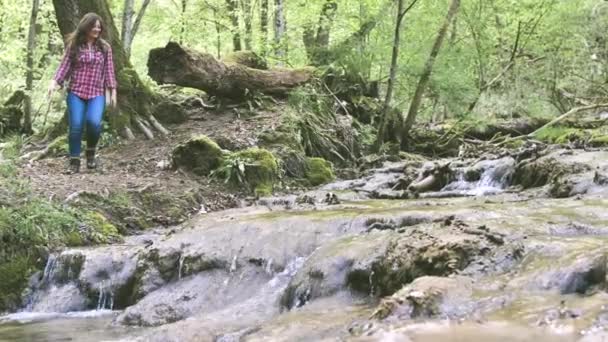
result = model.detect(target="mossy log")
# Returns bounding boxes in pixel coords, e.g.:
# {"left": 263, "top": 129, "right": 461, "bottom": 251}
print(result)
{"left": 148, "top": 42, "right": 314, "bottom": 99}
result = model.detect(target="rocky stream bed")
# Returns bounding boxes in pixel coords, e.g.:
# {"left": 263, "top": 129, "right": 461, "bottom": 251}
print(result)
{"left": 2, "top": 147, "right": 608, "bottom": 341}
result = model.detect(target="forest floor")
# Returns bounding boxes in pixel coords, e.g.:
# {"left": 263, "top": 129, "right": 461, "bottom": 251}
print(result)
{"left": 18, "top": 101, "right": 286, "bottom": 226}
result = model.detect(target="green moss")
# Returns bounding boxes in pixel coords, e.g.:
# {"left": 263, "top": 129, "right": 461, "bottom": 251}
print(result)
{"left": 83, "top": 212, "right": 121, "bottom": 244}
{"left": 0, "top": 256, "right": 33, "bottom": 312}
{"left": 305, "top": 157, "right": 335, "bottom": 186}
{"left": 172, "top": 135, "right": 225, "bottom": 176}
{"left": 533, "top": 126, "right": 582, "bottom": 144}
{"left": 235, "top": 148, "right": 280, "bottom": 196}
{"left": 589, "top": 134, "right": 608, "bottom": 146}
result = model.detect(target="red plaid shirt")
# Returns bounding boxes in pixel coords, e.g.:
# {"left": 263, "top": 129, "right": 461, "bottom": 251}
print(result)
{"left": 54, "top": 43, "right": 117, "bottom": 100}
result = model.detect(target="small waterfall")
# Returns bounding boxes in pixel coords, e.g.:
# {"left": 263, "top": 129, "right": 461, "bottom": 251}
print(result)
{"left": 229, "top": 255, "right": 238, "bottom": 273}
{"left": 41, "top": 254, "right": 58, "bottom": 286}
{"left": 265, "top": 258, "right": 275, "bottom": 276}
{"left": 442, "top": 157, "right": 515, "bottom": 196}
{"left": 96, "top": 280, "right": 114, "bottom": 311}
{"left": 178, "top": 254, "right": 185, "bottom": 280}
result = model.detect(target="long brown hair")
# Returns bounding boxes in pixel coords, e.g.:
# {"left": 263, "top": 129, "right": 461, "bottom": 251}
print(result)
{"left": 65, "top": 13, "right": 109, "bottom": 67}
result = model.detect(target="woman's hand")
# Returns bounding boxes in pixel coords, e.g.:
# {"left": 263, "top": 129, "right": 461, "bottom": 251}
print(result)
{"left": 47, "top": 80, "right": 60, "bottom": 98}
{"left": 106, "top": 88, "right": 117, "bottom": 111}
{"left": 110, "top": 88, "right": 117, "bottom": 110}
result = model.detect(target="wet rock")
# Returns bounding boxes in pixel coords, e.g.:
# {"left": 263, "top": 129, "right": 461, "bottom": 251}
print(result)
{"left": 549, "top": 222, "right": 608, "bottom": 236}
{"left": 538, "top": 252, "right": 607, "bottom": 294}
{"left": 282, "top": 222, "right": 522, "bottom": 310}
{"left": 370, "top": 276, "right": 474, "bottom": 320}
{"left": 536, "top": 300, "right": 582, "bottom": 327}
{"left": 281, "top": 231, "right": 393, "bottom": 309}
{"left": 513, "top": 149, "right": 608, "bottom": 197}
{"left": 118, "top": 268, "right": 269, "bottom": 327}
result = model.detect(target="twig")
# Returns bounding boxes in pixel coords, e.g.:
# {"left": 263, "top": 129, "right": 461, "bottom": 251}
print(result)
{"left": 322, "top": 82, "right": 350, "bottom": 118}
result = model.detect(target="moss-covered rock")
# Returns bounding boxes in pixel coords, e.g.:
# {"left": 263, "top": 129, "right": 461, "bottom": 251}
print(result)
{"left": 233, "top": 148, "right": 280, "bottom": 196}
{"left": 305, "top": 157, "right": 335, "bottom": 186}
{"left": 172, "top": 135, "right": 225, "bottom": 176}
{"left": 152, "top": 100, "right": 189, "bottom": 124}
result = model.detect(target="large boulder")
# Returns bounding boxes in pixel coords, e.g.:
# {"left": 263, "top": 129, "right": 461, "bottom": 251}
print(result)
{"left": 171, "top": 135, "right": 225, "bottom": 176}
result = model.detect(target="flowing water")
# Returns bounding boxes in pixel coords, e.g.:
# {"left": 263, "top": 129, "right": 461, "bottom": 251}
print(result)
{"left": 2, "top": 155, "right": 608, "bottom": 341}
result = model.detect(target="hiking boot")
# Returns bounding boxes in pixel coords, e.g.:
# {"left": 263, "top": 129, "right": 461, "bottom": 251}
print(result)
{"left": 66, "top": 158, "right": 80, "bottom": 174}
{"left": 86, "top": 148, "right": 97, "bottom": 169}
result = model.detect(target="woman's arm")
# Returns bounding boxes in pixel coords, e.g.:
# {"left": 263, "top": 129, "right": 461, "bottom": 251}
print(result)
{"left": 48, "top": 46, "right": 71, "bottom": 97}
{"left": 104, "top": 45, "right": 118, "bottom": 109}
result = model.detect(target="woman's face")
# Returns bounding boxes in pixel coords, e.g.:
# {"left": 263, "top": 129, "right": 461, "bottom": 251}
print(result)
{"left": 87, "top": 20, "right": 102, "bottom": 41}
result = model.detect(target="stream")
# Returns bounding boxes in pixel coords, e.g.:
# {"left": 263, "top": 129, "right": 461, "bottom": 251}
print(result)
{"left": 2, "top": 149, "right": 608, "bottom": 342}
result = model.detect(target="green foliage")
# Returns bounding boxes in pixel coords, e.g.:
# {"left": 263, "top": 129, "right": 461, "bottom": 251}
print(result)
{"left": 286, "top": 84, "right": 354, "bottom": 163}
{"left": 212, "top": 148, "right": 279, "bottom": 196}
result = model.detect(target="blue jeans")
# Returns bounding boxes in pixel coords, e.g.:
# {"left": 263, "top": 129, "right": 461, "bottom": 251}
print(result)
{"left": 67, "top": 92, "right": 105, "bottom": 158}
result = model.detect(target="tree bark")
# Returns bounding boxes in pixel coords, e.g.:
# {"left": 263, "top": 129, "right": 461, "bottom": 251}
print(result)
{"left": 148, "top": 42, "right": 313, "bottom": 99}
{"left": 241, "top": 0, "right": 253, "bottom": 50}
{"left": 375, "top": 0, "right": 419, "bottom": 149}
{"left": 52, "top": 0, "right": 161, "bottom": 137}
{"left": 226, "top": 0, "right": 242, "bottom": 51}
{"left": 121, "top": 0, "right": 134, "bottom": 56}
{"left": 23, "top": 0, "right": 40, "bottom": 134}
{"left": 180, "top": 0, "right": 187, "bottom": 44}
{"left": 303, "top": 0, "right": 338, "bottom": 65}
{"left": 123, "top": 0, "right": 151, "bottom": 59}
{"left": 401, "top": 0, "right": 460, "bottom": 148}
{"left": 274, "top": 0, "right": 286, "bottom": 61}
{"left": 260, "top": 0, "right": 269, "bottom": 56}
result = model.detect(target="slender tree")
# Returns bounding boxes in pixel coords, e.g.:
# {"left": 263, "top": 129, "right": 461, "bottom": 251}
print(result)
{"left": 179, "top": 0, "right": 187, "bottom": 44}
{"left": 375, "top": 0, "right": 419, "bottom": 149}
{"left": 226, "top": 0, "right": 242, "bottom": 51}
{"left": 122, "top": 0, "right": 152, "bottom": 59}
{"left": 260, "top": 0, "right": 269, "bottom": 55}
{"left": 121, "top": 0, "right": 134, "bottom": 52}
{"left": 242, "top": 0, "right": 253, "bottom": 50}
{"left": 23, "top": 0, "right": 41, "bottom": 134}
{"left": 303, "top": 0, "right": 338, "bottom": 65}
{"left": 274, "top": 0, "right": 286, "bottom": 61}
{"left": 401, "top": 0, "right": 461, "bottom": 148}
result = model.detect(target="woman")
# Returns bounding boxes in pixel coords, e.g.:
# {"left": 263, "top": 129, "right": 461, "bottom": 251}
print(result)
{"left": 48, "top": 12, "right": 117, "bottom": 174}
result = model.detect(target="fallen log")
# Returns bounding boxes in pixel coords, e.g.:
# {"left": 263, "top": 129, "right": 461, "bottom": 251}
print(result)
{"left": 147, "top": 42, "right": 314, "bottom": 99}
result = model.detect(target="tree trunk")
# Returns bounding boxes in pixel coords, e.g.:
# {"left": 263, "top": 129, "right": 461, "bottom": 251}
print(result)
{"left": 52, "top": 0, "right": 163, "bottom": 138}
{"left": 242, "top": 0, "right": 253, "bottom": 50}
{"left": 260, "top": 0, "right": 269, "bottom": 56}
{"left": 122, "top": 0, "right": 151, "bottom": 59}
{"left": 375, "top": 0, "right": 419, "bottom": 149}
{"left": 213, "top": 7, "right": 222, "bottom": 58}
{"left": 148, "top": 42, "right": 313, "bottom": 99}
{"left": 121, "top": 0, "right": 134, "bottom": 56}
{"left": 401, "top": 0, "right": 460, "bottom": 148}
{"left": 23, "top": 0, "right": 40, "bottom": 134}
{"left": 226, "top": 0, "right": 242, "bottom": 51}
{"left": 180, "top": 0, "right": 187, "bottom": 44}
{"left": 274, "top": 0, "right": 286, "bottom": 61}
{"left": 303, "top": 0, "right": 338, "bottom": 65}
